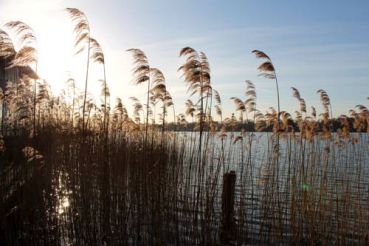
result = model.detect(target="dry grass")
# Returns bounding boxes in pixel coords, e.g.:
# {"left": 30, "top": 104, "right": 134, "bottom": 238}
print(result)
{"left": 0, "top": 8, "right": 369, "bottom": 245}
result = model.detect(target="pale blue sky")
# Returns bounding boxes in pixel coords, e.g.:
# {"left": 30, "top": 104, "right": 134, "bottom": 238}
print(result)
{"left": 1, "top": 0, "right": 369, "bottom": 119}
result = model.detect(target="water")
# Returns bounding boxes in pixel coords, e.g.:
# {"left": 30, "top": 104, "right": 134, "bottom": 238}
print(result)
{"left": 174, "top": 131, "right": 369, "bottom": 243}
{"left": 1, "top": 132, "right": 369, "bottom": 244}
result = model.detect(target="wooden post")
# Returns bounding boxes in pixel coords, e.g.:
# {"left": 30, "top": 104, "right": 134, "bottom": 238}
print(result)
{"left": 220, "top": 170, "right": 236, "bottom": 243}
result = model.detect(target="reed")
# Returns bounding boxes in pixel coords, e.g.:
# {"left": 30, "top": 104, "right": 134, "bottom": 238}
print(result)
{"left": 0, "top": 9, "right": 369, "bottom": 245}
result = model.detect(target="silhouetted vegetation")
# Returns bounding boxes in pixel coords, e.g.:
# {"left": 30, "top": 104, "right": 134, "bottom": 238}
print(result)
{"left": 0, "top": 8, "right": 369, "bottom": 245}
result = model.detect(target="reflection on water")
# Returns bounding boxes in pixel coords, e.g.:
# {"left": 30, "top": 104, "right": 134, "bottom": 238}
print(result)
{"left": 58, "top": 197, "right": 70, "bottom": 215}
{"left": 56, "top": 173, "right": 70, "bottom": 215}
{"left": 1, "top": 132, "right": 369, "bottom": 244}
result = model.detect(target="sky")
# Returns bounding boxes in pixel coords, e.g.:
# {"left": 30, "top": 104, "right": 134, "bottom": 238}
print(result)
{"left": 1, "top": 0, "right": 369, "bottom": 121}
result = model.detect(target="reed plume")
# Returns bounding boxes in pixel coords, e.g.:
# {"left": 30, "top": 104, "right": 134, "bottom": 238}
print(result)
{"left": 245, "top": 80, "right": 256, "bottom": 114}
{"left": 230, "top": 97, "right": 246, "bottom": 122}
{"left": 213, "top": 89, "right": 222, "bottom": 122}
{"left": 65, "top": 8, "right": 91, "bottom": 134}
{"left": 127, "top": 48, "right": 151, "bottom": 143}
{"left": 0, "top": 29, "right": 15, "bottom": 58}
{"left": 4, "top": 21, "right": 38, "bottom": 68}
{"left": 149, "top": 67, "right": 172, "bottom": 131}
{"left": 317, "top": 89, "right": 331, "bottom": 116}
{"left": 185, "top": 99, "right": 196, "bottom": 120}
{"left": 5, "top": 21, "right": 38, "bottom": 136}
{"left": 291, "top": 87, "right": 306, "bottom": 114}
{"left": 252, "top": 50, "right": 280, "bottom": 130}
{"left": 90, "top": 37, "right": 109, "bottom": 132}
{"left": 179, "top": 47, "right": 211, "bottom": 159}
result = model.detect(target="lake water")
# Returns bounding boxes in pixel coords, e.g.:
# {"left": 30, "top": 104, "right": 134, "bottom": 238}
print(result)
{"left": 1, "top": 132, "right": 369, "bottom": 244}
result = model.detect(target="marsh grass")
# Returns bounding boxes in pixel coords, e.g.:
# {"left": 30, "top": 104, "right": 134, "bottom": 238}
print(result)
{"left": 1, "top": 8, "right": 369, "bottom": 245}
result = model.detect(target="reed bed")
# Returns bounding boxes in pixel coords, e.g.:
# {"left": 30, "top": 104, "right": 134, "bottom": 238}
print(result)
{"left": 1, "top": 8, "right": 369, "bottom": 245}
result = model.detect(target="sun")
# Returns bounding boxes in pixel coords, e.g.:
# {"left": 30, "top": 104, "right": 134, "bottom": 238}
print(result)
{"left": 32, "top": 11, "right": 93, "bottom": 97}
{"left": 1, "top": 0, "right": 136, "bottom": 110}
{"left": 34, "top": 14, "right": 107, "bottom": 103}
{"left": 0, "top": 0, "right": 103, "bottom": 101}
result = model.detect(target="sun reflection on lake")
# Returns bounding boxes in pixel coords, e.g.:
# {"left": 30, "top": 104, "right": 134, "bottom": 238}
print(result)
{"left": 55, "top": 172, "right": 71, "bottom": 216}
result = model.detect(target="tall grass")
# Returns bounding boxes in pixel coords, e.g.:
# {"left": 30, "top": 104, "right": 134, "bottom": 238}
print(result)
{"left": 1, "top": 8, "right": 369, "bottom": 245}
